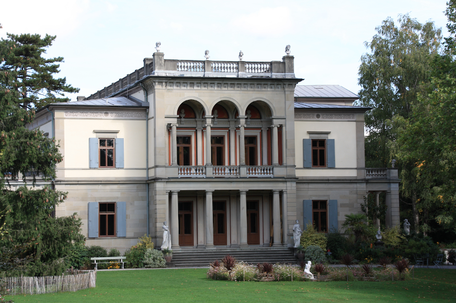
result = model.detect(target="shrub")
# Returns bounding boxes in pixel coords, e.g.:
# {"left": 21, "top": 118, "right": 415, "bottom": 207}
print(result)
{"left": 125, "top": 245, "right": 147, "bottom": 268}
{"left": 68, "top": 243, "right": 88, "bottom": 269}
{"left": 143, "top": 248, "right": 166, "bottom": 268}
{"left": 379, "top": 256, "right": 392, "bottom": 268}
{"left": 211, "top": 260, "right": 220, "bottom": 268}
{"left": 273, "top": 264, "right": 304, "bottom": 281}
{"left": 395, "top": 259, "right": 409, "bottom": 276}
{"left": 231, "top": 262, "right": 257, "bottom": 281}
{"left": 362, "top": 263, "right": 372, "bottom": 276}
{"left": 314, "top": 263, "right": 325, "bottom": 274}
{"left": 382, "top": 226, "right": 406, "bottom": 247}
{"left": 108, "top": 248, "right": 121, "bottom": 257}
{"left": 304, "top": 245, "right": 327, "bottom": 264}
{"left": 262, "top": 262, "right": 273, "bottom": 274}
{"left": 300, "top": 224, "right": 327, "bottom": 250}
{"left": 326, "top": 233, "right": 348, "bottom": 260}
{"left": 137, "top": 234, "right": 154, "bottom": 250}
{"left": 341, "top": 254, "right": 354, "bottom": 267}
{"left": 86, "top": 246, "right": 108, "bottom": 258}
{"left": 222, "top": 255, "right": 236, "bottom": 271}
{"left": 402, "top": 234, "right": 439, "bottom": 261}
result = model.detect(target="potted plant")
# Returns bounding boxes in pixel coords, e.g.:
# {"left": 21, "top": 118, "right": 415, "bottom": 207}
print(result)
{"left": 162, "top": 248, "right": 173, "bottom": 262}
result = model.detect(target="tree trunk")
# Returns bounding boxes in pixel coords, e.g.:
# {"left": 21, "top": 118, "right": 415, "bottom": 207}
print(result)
{"left": 412, "top": 192, "right": 419, "bottom": 233}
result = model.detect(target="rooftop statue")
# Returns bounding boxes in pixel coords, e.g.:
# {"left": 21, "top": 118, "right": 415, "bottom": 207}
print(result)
{"left": 155, "top": 42, "right": 161, "bottom": 52}
{"left": 285, "top": 45, "right": 291, "bottom": 56}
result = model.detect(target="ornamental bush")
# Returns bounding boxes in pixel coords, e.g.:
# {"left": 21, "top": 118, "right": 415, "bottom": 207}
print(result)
{"left": 300, "top": 224, "right": 327, "bottom": 251}
{"left": 304, "top": 245, "right": 327, "bottom": 264}
{"left": 125, "top": 245, "right": 147, "bottom": 268}
{"left": 143, "top": 248, "right": 166, "bottom": 268}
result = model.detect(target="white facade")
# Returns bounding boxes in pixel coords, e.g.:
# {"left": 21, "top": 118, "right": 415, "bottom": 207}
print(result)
{"left": 31, "top": 50, "right": 400, "bottom": 253}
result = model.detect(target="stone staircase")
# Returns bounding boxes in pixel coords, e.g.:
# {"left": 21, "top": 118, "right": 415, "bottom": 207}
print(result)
{"left": 167, "top": 247, "right": 297, "bottom": 268}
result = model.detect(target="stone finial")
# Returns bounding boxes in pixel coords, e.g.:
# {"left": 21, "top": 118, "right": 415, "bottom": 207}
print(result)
{"left": 205, "top": 50, "right": 210, "bottom": 60}
{"left": 155, "top": 42, "right": 161, "bottom": 52}
{"left": 239, "top": 50, "right": 244, "bottom": 61}
{"left": 285, "top": 45, "right": 291, "bottom": 56}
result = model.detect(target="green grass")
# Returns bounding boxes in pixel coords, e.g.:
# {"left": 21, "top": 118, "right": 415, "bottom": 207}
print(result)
{"left": 5, "top": 268, "right": 456, "bottom": 302}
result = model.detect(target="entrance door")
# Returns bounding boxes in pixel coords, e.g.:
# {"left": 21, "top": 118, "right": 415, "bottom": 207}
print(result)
{"left": 178, "top": 202, "right": 193, "bottom": 246}
{"left": 213, "top": 201, "right": 227, "bottom": 245}
{"left": 247, "top": 201, "right": 260, "bottom": 244}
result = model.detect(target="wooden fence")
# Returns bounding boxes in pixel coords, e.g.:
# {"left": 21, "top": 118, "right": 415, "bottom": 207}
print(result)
{"left": 2, "top": 270, "right": 96, "bottom": 295}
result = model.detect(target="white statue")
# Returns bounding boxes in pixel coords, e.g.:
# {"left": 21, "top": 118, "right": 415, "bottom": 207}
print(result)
{"left": 304, "top": 261, "right": 314, "bottom": 280}
{"left": 285, "top": 45, "right": 291, "bottom": 56}
{"left": 375, "top": 227, "right": 382, "bottom": 241}
{"left": 161, "top": 222, "right": 171, "bottom": 250}
{"left": 155, "top": 42, "right": 161, "bottom": 52}
{"left": 239, "top": 50, "right": 244, "bottom": 61}
{"left": 404, "top": 219, "right": 410, "bottom": 235}
{"left": 293, "top": 220, "right": 302, "bottom": 248}
{"left": 204, "top": 50, "right": 210, "bottom": 60}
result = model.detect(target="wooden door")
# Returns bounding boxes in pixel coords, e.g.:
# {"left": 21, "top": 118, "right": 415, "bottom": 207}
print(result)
{"left": 247, "top": 201, "right": 260, "bottom": 244}
{"left": 213, "top": 201, "right": 227, "bottom": 245}
{"left": 178, "top": 202, "right": 193, "bottom": 246}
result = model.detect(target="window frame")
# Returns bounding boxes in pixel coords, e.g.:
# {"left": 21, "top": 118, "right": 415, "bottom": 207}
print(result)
{"left": 312, "top": 200, "right": 328, "bottom": 233}
{"left": 245, "top": 136, "right": 258, "bottom": 166}
{"left": 99, "top": 202, "right": 117, "bottom": 237}
{"left": 211, "top": 135, "right": 225, "bottom": 166}
{"left": 98, "top": 138, "right": 116, "bottom": 168}
{"left": 177, "top": 136, "right": 192, "bottom": 166}
{"left": 311, "top": 139, "right": 326, "bottom": 168}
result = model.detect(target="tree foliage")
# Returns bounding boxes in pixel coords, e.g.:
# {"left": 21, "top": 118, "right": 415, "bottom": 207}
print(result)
{"left": 357, "top": 15, "right": 442, "bottom": 167}
{"left": 0, "top": 33, "right": 84, "bottom": 276}
{"left": 390, "top": 1, "right": 456, "bottom": 239}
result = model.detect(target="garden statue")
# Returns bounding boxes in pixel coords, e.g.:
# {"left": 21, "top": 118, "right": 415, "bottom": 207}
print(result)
{"left": 375, "top": 227, "right": 384, "bottom": 247}
{"left": 293, "top": 220, "right": 302, "bottom": 248}
{"left": 304, "top": 261, "right": 315, "bottom": 280}
{"left": 403, "top": 219, "right": 410, "bottom": 235}
{"left": 161, "top": 222, "right": 171, "bottom": 250}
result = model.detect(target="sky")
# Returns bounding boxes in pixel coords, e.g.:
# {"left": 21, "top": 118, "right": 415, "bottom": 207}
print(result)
{"left": 0, "top": 0, "right": 450, "bottom": 99}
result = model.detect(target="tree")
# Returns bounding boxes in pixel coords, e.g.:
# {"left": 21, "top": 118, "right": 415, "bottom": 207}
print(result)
{"left": 0, "top": 33, "right": 84, "bottom": 276}
{"left": 392, "top": 2, "right": 456, "bottom": 240}
{"left": 357, "top": 15, "right": 442, "bottom": 167}
{"left": 0, "top": 33, "right": 78, "bottom": 110}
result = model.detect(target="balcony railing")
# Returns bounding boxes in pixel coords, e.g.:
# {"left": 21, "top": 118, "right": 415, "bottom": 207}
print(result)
{"left": 178, "top": 166, "right": 206, "bottom": 178}
{"left": 366, "top": 168, "right": 388, "bottom": 179}
{"left": 213, "top": 166, "right": 239, "bottom": 177}
{"left": 246, "top": 166, "right": 273, "bottom": 178}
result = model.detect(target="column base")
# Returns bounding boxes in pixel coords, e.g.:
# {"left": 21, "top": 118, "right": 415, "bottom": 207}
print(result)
{"left": 240, "top": 243, "right": 249, "bottom": 249}
{"left": 171, "top": 245, "right": 181, "bottom": 251}
{"left": 205, "top": 244, "right": 216, "bottom": 250}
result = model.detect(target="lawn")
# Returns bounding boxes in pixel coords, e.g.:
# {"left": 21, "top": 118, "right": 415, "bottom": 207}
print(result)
{"left": 5, "top": 268, "right": 456, "bottom": 302}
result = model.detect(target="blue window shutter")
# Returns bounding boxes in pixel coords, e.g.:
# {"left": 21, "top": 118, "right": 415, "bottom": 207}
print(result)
{"left": 89, "top": 138, "right": 98, "bottom": 168}
{"left": 327, "top": 139, "right": 335, "bottom": 168}
{"left": 303, "top": 200, "right": 312, "bottom": 229}
{"left": 88, "top": 202, "right": 99, "bottom": 238}
{"left": 303, "top": 139, "right": 312, "bottom": 168}
{"left": 329, "top": 200, "right": 338, "bottom": 232}
{"left": 117, "top": 202, "right": 127, "bottom": 237}
{"left": 116, "top": 138, "right": 124, "bottom": 169}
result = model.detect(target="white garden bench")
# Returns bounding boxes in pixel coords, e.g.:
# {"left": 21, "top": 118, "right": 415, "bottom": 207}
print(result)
{"left": 91, "top": 256, "right": 126, "bottom": 270}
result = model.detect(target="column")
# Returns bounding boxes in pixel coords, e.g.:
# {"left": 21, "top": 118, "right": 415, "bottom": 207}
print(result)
{"left": 171, "top": 123, "right": 177, "bottom": 166}
{"left": 273, "top": 190, "right": 281, "bottom": 246}
{"left": 206, "top": 190, "right": 214, "bottom": 248}
{"left": 281, "top": 125, "right": 286, "bottom": 165}
{"left": 196, "top": 126, "right": 203, "bottom": 166}
{"left": 205, "top": 122, "right": 212, "bottom": 165}
{"left": 230, "top": 126, "right": 236, "bottom": 165}
{"left": 282, "top": 190, "right": 288, "bottom": 246}
{"left": 271, "top": 125, "right": 279, "bottom": 165}
{"left": 376, "top": 192, "right": 380, "bottom": 228}
{"left": 239, "top": 124, "right": 246, "bottom": 165}
{"left": 262, "top": 127, "right": 268, "bottom": 165}
{"left": 171, "top": 190, "right": 180, "bottom": 249}
{"left": 239, "top": 190, "right": 248, "bottom": 247}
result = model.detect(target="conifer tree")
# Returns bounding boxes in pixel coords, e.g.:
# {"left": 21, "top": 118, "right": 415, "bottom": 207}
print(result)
{"left": 0, "top": 33, "right": 84, "bottom": 276}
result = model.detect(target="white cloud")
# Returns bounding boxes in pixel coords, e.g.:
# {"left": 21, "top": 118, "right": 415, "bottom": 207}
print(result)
{"left": 232, "top": 7, "right": 293, "bottom": 37}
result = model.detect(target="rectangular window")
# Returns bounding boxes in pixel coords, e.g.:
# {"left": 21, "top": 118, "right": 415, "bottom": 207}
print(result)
{"left": 312, "top": 200, "right": 327, "bottom": 232}
{"left": 99, "top": 139, "right": 115, "bottom": 168}
{"left": 99, "top": 202, "right": 116, "bottom": 237}
{"left": 312, "top": 139, "right": 326, "bottom": 167}
{"left": 245, "top": 136, "right": 257, "bottom": 165}
{"left": 211, "top": 136, "right": 225, "bottom": 165}
{"left": 177, "top": 136, "right": 192, "bottom": 166}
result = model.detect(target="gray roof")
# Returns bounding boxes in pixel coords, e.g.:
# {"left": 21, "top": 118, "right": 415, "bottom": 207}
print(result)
{"left": 294, "top": 102, "right": 369, "bottom": 110}
{"left": 294, "top": 85, "right": 358, "bottom": 99}
{"left": 53, "top": 97, "right": 147, "bottom": 107}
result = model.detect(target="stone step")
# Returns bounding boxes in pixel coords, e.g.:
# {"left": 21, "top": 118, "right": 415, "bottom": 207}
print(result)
{"left": 167, "top": 248, "right": 298, "bottom": 267}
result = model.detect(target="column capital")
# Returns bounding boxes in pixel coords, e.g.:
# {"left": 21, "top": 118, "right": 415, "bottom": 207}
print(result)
{"left": 205, "top": 190, "right": 215, "bottom": 193}
{"left": 171, "top": 190, "right": 180, "bottom": 194}
{"left": 273, "top": 190, "right": 280, "bottom": 193}
{"left": 239, "top": 189, "right": 248, "bottom": 193}
{"left": 238, "top": 124, "right": 246, "bottom": 128}
{"left": 270, "top": 124, "right": 279, "bottom": 128}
